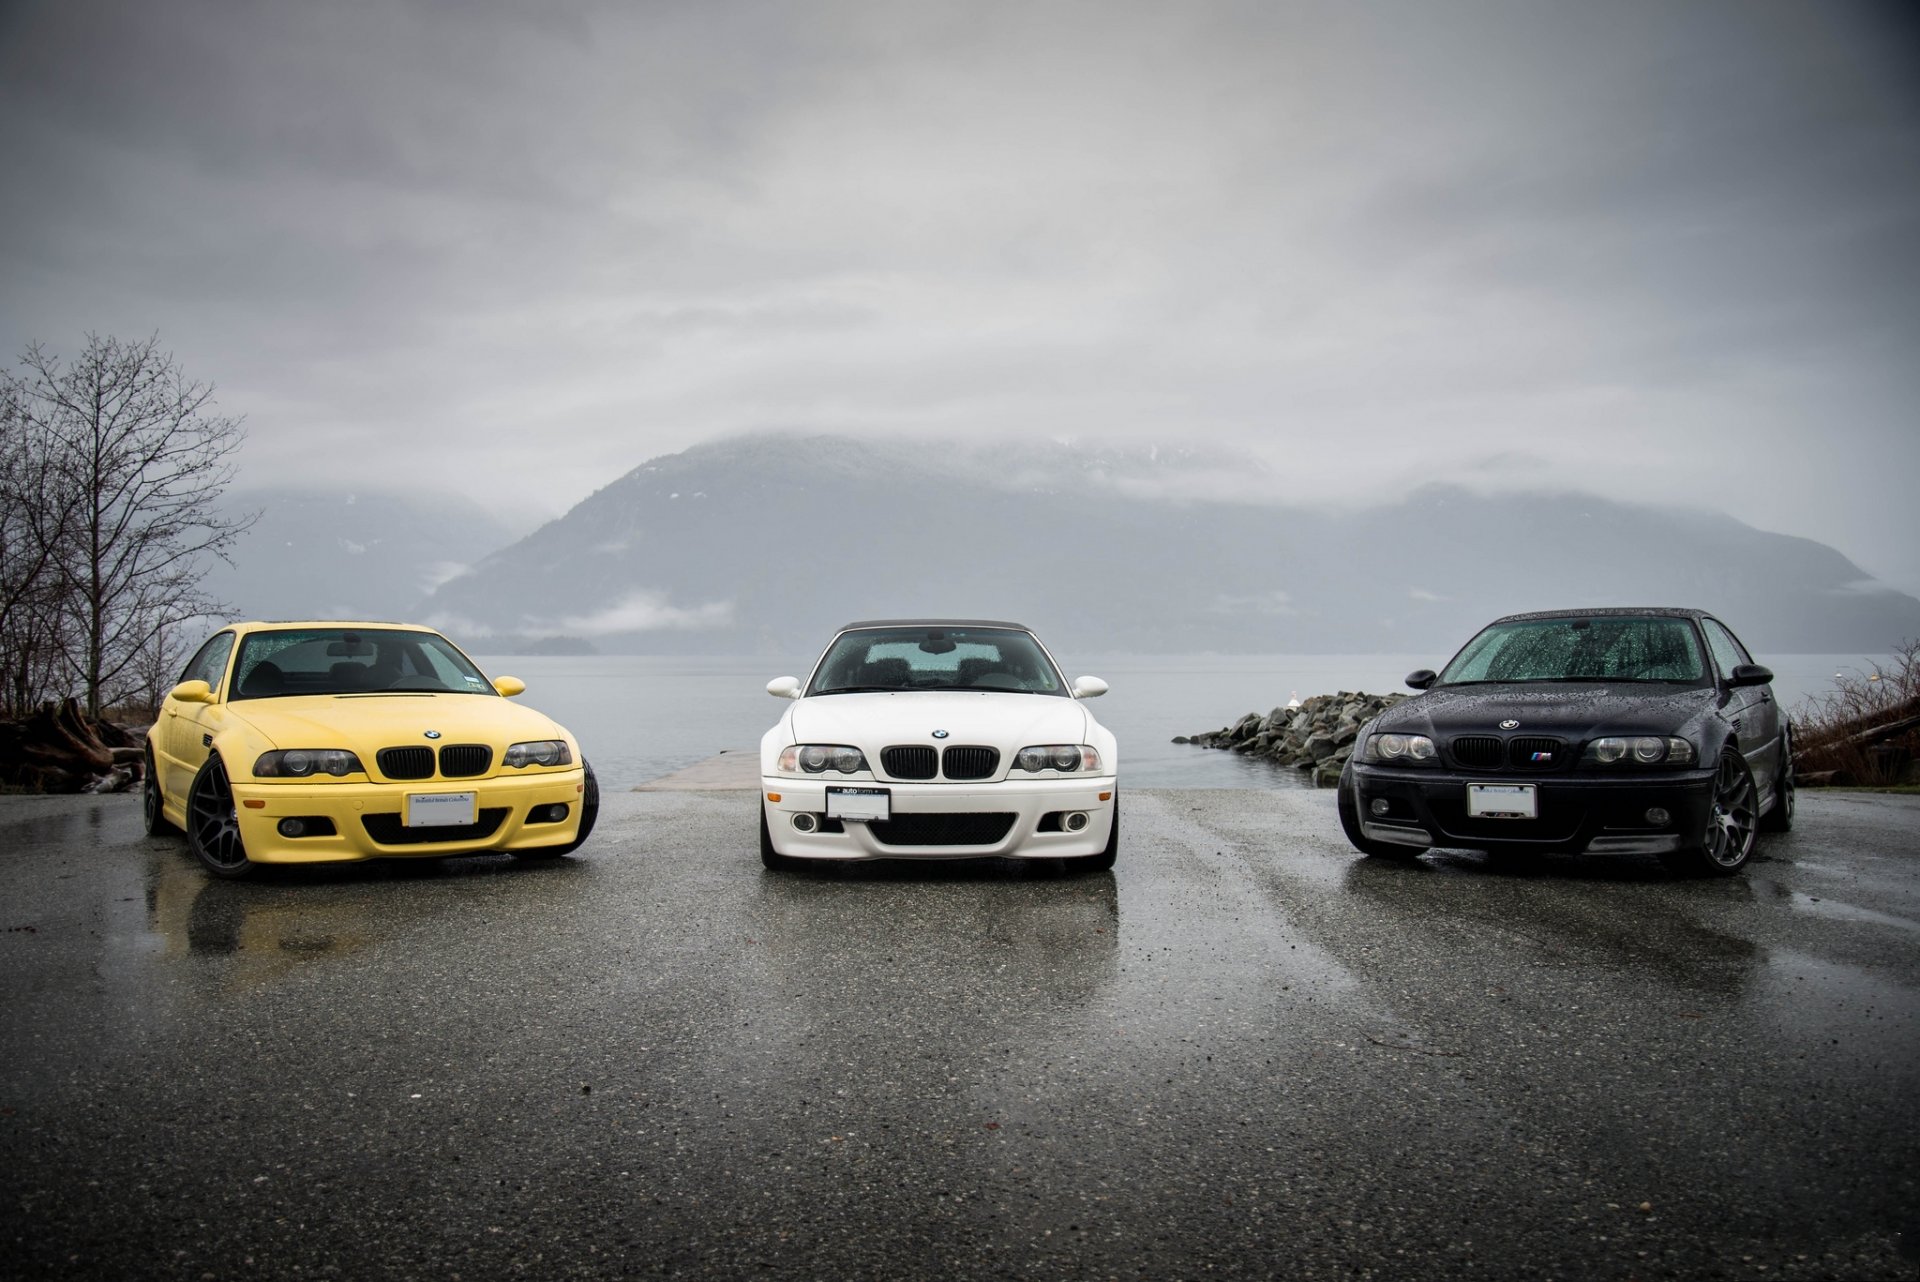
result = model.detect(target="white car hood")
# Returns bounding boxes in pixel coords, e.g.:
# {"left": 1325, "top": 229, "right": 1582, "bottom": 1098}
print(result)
{"left": 789, "top": 691, "right": 1089, "bottom": 753}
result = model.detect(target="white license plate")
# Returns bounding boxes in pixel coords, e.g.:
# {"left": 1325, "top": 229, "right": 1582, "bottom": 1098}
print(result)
{"left": 406, "top": 792, "right": 477, "bottom": 827}
{"left": 1467, "top": 783, "right": 1537, "bottom": 819}
{"left": 826, "top": 787, "right": 890, "bottom": 822}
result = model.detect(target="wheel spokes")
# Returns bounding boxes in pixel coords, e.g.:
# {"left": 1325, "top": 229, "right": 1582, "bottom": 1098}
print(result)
{"left": 190, "top": 761, "right": 246, "bottom": 868}
{"left": 1705, "top": 753, "right": 1757, "bottom": 866}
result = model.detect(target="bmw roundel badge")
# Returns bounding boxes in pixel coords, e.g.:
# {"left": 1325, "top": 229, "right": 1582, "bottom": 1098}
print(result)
{"left": 424, "top": 730, "right": 442, "bottom": 740}
{"left": 931, "top": 729, "right": 949, "bottom": 739}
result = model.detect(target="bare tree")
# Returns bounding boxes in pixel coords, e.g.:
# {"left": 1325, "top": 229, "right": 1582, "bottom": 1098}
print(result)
{"left": 0, "top": 373, "right": 83, "bottom": 716}
{"left": 7, "top": 334, "right": 254, "bottom": 718}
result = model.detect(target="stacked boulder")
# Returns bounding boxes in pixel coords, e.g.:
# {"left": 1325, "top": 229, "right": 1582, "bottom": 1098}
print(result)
{"left": 1176, "top": 691, "right": 1411, "bottom": 788}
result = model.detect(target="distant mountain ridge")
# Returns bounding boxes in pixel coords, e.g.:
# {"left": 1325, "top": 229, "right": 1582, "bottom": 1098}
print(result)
{"left": 206, "top": 488, "right": 518, "bottom": 625}
{"left": 409, "top": 433, "right": 1920, "bottom": 656}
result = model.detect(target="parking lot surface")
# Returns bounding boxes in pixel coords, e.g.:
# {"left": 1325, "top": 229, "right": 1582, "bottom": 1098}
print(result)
{"left": 2, "top": 787, "right": 1916, "bottom": 1281}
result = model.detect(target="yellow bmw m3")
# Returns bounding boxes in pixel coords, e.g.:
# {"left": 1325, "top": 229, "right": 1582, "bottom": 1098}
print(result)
{"left": 144, "top": 622, "right": 597, "bottom": 878}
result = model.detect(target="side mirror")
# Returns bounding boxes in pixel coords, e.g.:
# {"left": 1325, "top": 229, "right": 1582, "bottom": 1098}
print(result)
{"left": 767, "top": 676, "right": 802, "bottom": 700}
{"left": 1727, "top": 664, "right": 1774, "bottom": 689}
{"left": 492, "top": 675, "right": 526, "bottom": 698}
{"left": 1071, "top": 675, "right": 1109, "bottom": 700}
{"left": 1405, "top": 669, "right": 1437, "bottom": 690}
{"left": 168, "top": 679, "right": 215, "bottom": 705}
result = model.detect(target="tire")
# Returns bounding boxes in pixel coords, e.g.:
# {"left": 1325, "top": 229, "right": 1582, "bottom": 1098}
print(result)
{"left": 142, "top": 747, "right": 178, "bottom": 837}
{"left": 1663, "top": 747, "right": 1759, "bottom": 877}
{"left": 760, "top": 805, "right": 804, "bottom": 871}
{"left": 1759, "top": 732, "right": 1794, "bottom": 833}
{"left": 515, "top": 760, "right": 599, "bottom": 859}
{"left": 1337, "top": 764, "right": 1421, "bottom": 860}
{"left": 1062, "top": 793, "right": 1119, "bottom": 873}
{"left": 186, "top": 755, "right": 256, "bottom": 879}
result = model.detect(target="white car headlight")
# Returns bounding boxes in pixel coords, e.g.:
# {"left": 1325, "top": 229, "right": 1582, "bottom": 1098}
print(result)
{"left": 778, "top": 744, "right": 869, "bottom": 775}
{"left": 1013, "top": 744, "right": 1100, "bottom": 773}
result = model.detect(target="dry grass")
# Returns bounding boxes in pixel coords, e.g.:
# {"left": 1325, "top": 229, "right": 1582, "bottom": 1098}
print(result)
{"left": 1790, "top": 640, "right": 1920, "bottom": 786}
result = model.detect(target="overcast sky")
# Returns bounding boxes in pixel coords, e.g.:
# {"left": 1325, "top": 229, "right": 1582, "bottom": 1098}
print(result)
{"left": 4, "top": 0, "right": 1918, "bottom": 593}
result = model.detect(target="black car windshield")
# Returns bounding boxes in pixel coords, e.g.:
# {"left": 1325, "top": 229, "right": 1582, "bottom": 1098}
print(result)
{"left": 229, "top": 628, "right": 495, "bottom": 700}
{"left": 807, "top": 626, "right": 1067, "bottom": 695}
{"left": 1438, "top": 616, "right": 1709, "bottom": 686}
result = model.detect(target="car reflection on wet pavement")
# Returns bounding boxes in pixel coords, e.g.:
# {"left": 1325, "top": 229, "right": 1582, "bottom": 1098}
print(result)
{"left": 1, "top": 786, "right": 1916, "bottom": 1281}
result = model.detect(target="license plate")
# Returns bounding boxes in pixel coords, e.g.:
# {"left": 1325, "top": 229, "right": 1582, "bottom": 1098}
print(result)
{"left": 826, "top": 786, "right": 890, "bottom": 822}
{"left": 406, "top": 792, "right": 477, "bottom": 827}
{"left": 1467, "top": 783, "right": 1537, "bottom": 819}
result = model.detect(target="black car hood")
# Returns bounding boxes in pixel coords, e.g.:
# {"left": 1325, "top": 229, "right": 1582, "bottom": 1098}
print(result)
{"left": 1375, "top": 683, "right": 1722, "bottom": 739}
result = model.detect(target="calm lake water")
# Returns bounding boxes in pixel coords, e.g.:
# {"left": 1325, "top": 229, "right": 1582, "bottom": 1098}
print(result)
{"left": 472, "top": 651, "right": 1890, "bottom": 793}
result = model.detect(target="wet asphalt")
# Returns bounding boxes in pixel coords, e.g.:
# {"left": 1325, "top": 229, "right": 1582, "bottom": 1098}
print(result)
{"left": 1, "top": 787, "right": 1917, "bottom": 1282}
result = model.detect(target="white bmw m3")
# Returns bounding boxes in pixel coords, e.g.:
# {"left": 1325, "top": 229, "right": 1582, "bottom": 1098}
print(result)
{"left": 759, "top": 620, "right": 1119, "bottom": 871}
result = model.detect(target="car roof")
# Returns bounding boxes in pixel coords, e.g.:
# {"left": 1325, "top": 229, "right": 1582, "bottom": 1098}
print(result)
{"left": 220, "top": 620, "right": 450, "bottom": 638}
{"left": 1489, "top": 607, "right": 1712, "bottom": 624}
{"left": 834, "top": 619, "right": 1036, "bottom": 632}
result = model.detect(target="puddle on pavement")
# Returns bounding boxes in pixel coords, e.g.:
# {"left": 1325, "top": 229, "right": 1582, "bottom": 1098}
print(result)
{"left": 1787, "top": 891, "right": 1920, "bottom": 935}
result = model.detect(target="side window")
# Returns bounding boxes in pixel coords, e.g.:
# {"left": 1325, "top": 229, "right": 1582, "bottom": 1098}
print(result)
{"left": 178, "top": 632, "right": 236, "bottom": 692}
{"left": 1701, "top": 619, "right": 1751, "bottom": 680}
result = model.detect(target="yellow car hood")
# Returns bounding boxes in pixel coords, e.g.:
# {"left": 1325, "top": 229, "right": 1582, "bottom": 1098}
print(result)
{"left": 227, "top": 692, "right": 571, "bottom": 755}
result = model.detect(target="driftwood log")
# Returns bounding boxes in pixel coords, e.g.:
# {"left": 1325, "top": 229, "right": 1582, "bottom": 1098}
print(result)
{"left": 0, "top": 699, "right": 146, "bottom": 794}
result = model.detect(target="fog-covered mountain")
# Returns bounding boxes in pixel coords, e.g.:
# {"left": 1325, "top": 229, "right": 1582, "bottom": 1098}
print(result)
{"left": 206, "top": 488, "right": 519, "bottom": 624}
{"left": 414, "top": 434, "right": 1920, "bottom": 656}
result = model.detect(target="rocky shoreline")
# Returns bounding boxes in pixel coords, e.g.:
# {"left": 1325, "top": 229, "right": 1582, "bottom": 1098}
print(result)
{"left": 1175, "top": 691, "right": 1410, "bottom": 787}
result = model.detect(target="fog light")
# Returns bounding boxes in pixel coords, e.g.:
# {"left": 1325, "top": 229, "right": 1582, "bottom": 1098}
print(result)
{"left": 1645, "top": 807, "right": 1670, "bottom": 826}
{"left": 792, "top": 813, "right": 819, "bottom": 834}
{"left": 1063, "top": 811, "right": 1089, "bottom": 833}
{"left": 1370, "top": 798, "right": 1390, "bottom": 816}
{"left": 277, "top": 818, "right": 306, "bottom": 838}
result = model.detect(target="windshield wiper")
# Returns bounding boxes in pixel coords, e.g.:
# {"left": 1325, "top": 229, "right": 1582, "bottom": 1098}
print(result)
{"left": 811, "top": 685, "right": 905, "bottom": 695}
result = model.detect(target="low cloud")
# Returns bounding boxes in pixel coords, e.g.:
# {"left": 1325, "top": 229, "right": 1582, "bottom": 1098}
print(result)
{"left": 554, "top": 592, "right": 734, "bottom": 637}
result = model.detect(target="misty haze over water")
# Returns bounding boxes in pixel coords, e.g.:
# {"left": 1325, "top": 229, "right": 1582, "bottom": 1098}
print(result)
{"left": 483, "top": 651, "right": 1888, "bottom": 792}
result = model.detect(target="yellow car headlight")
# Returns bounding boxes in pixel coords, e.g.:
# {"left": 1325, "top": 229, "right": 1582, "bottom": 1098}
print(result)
{"left": 253, "top": 749, "right": 364, "bottom": 778}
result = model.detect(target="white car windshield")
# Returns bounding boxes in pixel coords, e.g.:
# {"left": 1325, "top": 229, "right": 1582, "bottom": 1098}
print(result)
{"left": 807, "top": 626, "right": 1067, "bottom": 696}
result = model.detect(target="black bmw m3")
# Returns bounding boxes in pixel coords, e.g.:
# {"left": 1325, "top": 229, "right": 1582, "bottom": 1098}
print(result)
{"left": 1339, "top": 608, "right": 1793, "bottom": 875}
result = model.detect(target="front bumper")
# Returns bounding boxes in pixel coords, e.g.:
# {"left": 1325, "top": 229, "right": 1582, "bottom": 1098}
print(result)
{"left": 762, "top": 775, "right": 1117, "bottom": 860}
{"left": 1350, "top": 763, "right": 1715, "bottom": 855}
{"left": 228, "top": 767, "right": 588, "bottom": 863}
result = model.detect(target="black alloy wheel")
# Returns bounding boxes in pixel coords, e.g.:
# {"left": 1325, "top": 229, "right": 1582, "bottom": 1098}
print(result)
{"left": 1759, "top": 731, "right": 1795, "bottom": 833}
{"left": 1667, "top": 747, "right": 1758, "bottom": 876}
{"left": 1337, "top": 764, "right": 1421, "bottom": 860}
{"left": 187, "top": 755, "right": 255, "bottom": 879}
{"left": 142, "top": 747, "right": 178, "bottom": 837}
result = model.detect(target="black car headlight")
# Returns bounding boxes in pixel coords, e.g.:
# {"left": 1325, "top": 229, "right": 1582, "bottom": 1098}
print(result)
{"left": 1359, "top": 733, "right": 1437, "bottom": 765}
{"left": 1582, "top": 736, "right": 1697, "bottom": 767}
{"left": 253, "top": 749, "right": 364, "bottom": 778}
{"left": 504, "top": 740, "right": 573, "bottom": 768}
{"left": 1014, "top": 744, "right": 1101, "bottom": 773}
{"left": 778, "top": 744, "right": 869, "bottom": 774}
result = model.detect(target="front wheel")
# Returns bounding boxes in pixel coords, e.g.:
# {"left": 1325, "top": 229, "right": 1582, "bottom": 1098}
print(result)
{"left": 1663, "top": 747, "right": 1758, "bottom": 877}
{"left": 1061, "top": 794, "right": 1119, "bottom": 873}
{"left": 516, "top": 761, "right": 600, "bottom": 859}
{"left": 1759, "top": 732, "right": 1794, "bottom": 832}
{"left": 142, "top": 747, "right": 178, "bottom": 837}
{"left": 1337, "top": 765, "right": 1421, "bottom": 860}
{"left": 760, "top": 806, "right": 804, "bottom": 871}
{"left": 186, "top": 756, "right": 255, "bottom": 879}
